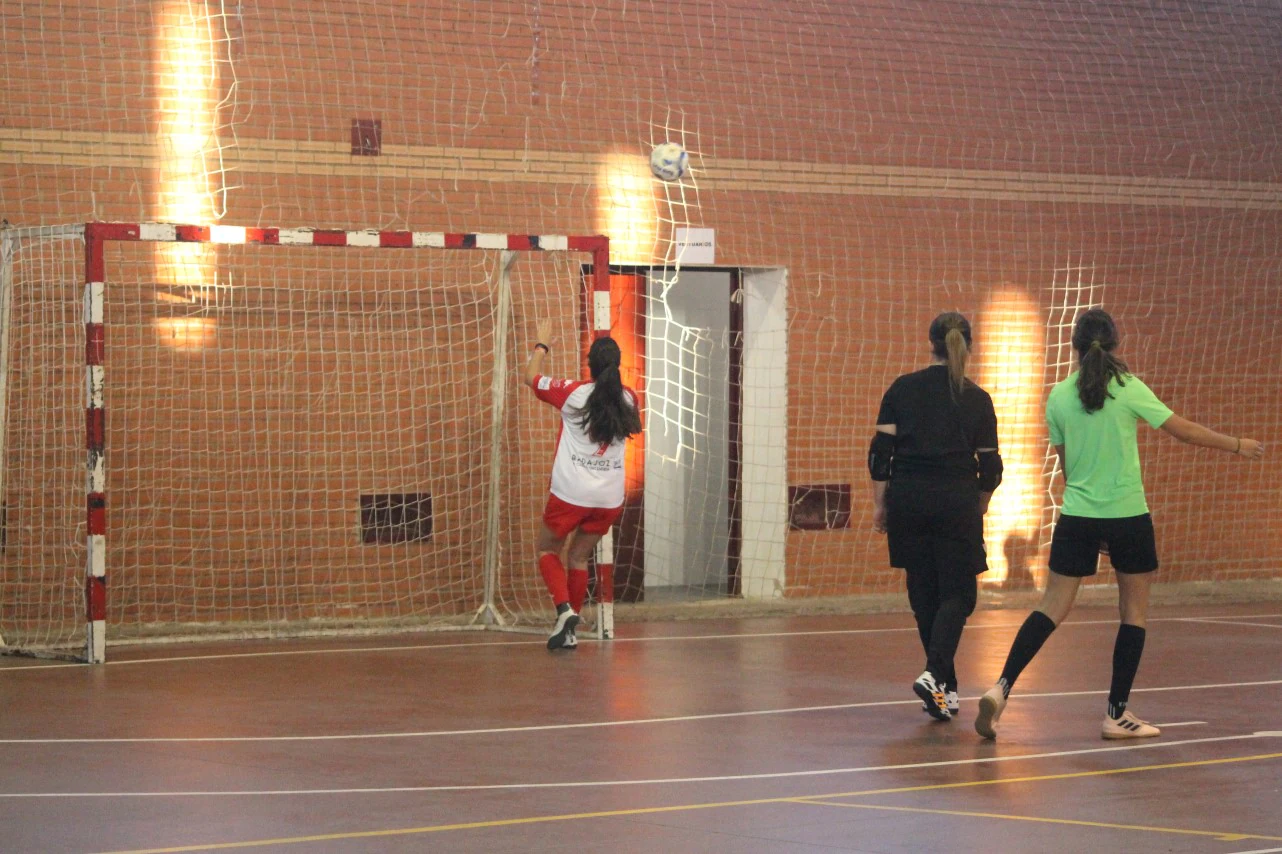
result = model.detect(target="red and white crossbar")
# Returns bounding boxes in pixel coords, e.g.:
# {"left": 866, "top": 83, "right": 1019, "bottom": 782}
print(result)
{"left": 81, "top": 222, "right": 612, "bottom": 662}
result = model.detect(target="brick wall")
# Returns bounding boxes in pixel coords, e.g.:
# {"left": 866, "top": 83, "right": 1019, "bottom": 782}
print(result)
{"left": 1, "top": 1, "right": 1279, "bottom": 637}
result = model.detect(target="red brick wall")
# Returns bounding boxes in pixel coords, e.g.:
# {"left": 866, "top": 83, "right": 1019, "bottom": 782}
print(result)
{"left": 2, "top": 1, "right": 1279, "bottom": 637}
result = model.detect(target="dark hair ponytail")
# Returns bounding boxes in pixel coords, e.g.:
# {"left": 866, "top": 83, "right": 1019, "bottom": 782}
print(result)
{"left": 579, "top": 337, "right": 642, "bottom": 444}
{"left": 1072, "top": 308, "right": 1129, "bottom": 413}
{"left": 928, "top": 311, "right": 972, "bottom": 396}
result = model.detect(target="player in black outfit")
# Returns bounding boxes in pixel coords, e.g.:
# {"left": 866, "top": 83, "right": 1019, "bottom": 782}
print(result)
{"left": 869, "top": 312, "right": 1003, "bottom": 721}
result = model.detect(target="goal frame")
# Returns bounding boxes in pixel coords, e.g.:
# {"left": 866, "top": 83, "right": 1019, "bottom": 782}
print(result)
{"left": 58, "top": 221, "right": 612, "bottom": 663}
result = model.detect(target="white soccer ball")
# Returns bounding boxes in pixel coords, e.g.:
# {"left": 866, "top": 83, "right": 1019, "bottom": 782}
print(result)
{"left": 649, "top": 142, "right": 689, "bottom": 182}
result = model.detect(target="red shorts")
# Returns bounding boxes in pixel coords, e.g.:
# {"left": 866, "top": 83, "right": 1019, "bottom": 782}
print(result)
{"left": 542, "top": 494, "right": 623, "bottom": 538}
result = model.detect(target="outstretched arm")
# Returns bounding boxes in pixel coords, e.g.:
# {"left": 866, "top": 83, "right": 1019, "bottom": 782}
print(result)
{"left": 522, "top": 318, "right": 554, "bottom": 388}
{"left": 1159, "top": 415, "right": 1265, "bottom": 459}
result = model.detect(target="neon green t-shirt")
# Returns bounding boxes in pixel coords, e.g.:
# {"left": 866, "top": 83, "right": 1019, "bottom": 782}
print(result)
{"left": 1046, "top": 372, "right": 1173, "bottom": 518}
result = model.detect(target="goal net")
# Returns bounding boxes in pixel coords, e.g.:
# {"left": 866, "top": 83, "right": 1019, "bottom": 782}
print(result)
{"left": 0, "top": 223, "right": 612, "bottom": 660}
{"left": 3, "top": 1, "right": 1280, "bottom": 658}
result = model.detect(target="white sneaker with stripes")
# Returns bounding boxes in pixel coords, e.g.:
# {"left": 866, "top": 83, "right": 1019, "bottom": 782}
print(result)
{"left": 1101, "top": 710, "right": 1160, "bottom": 739}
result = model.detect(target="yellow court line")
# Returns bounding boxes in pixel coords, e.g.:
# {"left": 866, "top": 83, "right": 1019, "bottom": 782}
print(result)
{"left": 97, "top": 750, "right": 1282, "bottom": 854}
{"left": 796, "top": 800, "right": 1282, "bottom": 843}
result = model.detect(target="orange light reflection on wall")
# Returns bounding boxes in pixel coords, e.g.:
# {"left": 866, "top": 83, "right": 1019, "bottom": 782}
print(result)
{"left": 977, "top": 286, "right": 1046, "bottom": 586}
{"left": 604, "top": 274, "right": 646, "bottom": 495}
{"left": 153, "top": 1, "right": 218, "bottom": 296}
{"left": 154, "top": 318, "right": 218, "bottom": 352}
{"left": 596, "top": 153, "right": 657, "bottom": 264}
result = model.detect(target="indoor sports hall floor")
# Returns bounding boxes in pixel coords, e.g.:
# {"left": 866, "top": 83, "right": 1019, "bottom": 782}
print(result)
{"left": 2, "top": 602, "right": 1280, "bottom": 854}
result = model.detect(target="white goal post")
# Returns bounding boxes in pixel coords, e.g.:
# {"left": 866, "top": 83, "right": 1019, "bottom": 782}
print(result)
{"left": 0, "top": 222, "right": 617, "bottom": 663}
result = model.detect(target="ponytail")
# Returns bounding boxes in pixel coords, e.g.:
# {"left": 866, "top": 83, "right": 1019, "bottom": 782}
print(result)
{"left": 1072, "top": 309, "right": 1129, "bottom": 413}
{"left": 928, "top": 311, "right": 972, "bottom": 397}
{"left": 944, "top": 327, "right": 968, "bottom": 397}
{"left": 579, "top": 338, "right": 642, "bottom": 445}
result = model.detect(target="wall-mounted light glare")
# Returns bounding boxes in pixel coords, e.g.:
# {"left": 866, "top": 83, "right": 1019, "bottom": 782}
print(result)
{"left": 597, "top": 152, "right": 658, "bottom": 264}
{"left": 977, "top": 285, "right": 1046, "bottom": 586}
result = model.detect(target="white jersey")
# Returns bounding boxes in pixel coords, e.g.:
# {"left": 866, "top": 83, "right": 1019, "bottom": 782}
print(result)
{"left": 533, "top": 375, "right": 638, "bottom": 508}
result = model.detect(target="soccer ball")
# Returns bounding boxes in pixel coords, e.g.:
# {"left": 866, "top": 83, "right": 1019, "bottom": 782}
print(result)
{"left": 649, "top": 142, "right": 689, "bottom": 182}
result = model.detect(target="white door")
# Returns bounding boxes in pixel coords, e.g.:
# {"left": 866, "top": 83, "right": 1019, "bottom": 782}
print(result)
{"left": 643, "top": 269, "right": 732, "bottom": 598}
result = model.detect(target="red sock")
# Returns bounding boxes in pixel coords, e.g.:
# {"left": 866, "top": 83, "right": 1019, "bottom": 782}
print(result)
{"left": 538, "top": 553, "right": 569, "bottom": 606}
{"left": 567, "top": 568, "right": 589, "bottom": 613}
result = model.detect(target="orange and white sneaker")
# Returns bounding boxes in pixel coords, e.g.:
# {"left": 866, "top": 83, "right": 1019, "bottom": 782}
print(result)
{"left": 1102, "top": 710, "right": 1161, "bottom": 740}
{"left": 974, "top": 684, "right": 1007, "bottom": 740}
{"left": 921, "top": 691, "right": 960, "bottom": 717}
{"left": 913, "top": 671, "right": 951, "bottom": 721}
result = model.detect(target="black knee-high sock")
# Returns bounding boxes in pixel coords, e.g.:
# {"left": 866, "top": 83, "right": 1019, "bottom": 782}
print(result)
{"left": 998, "top": 610, "right": 1057, "bottom": 695}
{"left": 1108, "top": 624, "right": 1147, "bottom": 719}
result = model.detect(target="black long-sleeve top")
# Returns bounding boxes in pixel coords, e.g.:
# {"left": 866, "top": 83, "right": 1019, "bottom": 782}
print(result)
{"left": 876, "top": 365, "right": 999, "bottom": 482}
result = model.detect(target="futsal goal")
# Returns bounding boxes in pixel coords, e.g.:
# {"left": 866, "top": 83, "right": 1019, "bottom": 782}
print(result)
{"left": 0, "top": 222, "right": 617, "bottom": 662}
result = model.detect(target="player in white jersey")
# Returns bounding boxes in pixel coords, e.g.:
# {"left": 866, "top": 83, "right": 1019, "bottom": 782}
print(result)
{"left": 524, "top": 319, "right": 641, "bottom": 650}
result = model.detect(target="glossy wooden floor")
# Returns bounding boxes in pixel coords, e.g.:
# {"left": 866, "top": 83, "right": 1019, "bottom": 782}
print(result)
{"left": 2, "top": 602, "right": 1280, "bottom": 853}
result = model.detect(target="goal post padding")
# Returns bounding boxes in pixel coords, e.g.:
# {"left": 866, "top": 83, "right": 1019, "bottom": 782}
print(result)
{"left": 0, "top": 222, "right": 612, "bottom": 662}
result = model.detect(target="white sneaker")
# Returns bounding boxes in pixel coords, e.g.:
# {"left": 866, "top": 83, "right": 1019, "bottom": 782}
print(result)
{"left": 913, "top": 671, "right": 951, "bottom": 721}
{"left": 564, "top": 627, "right": 578, "bottom": 650}
{"left": 546, "top": 608, "right": 579, "bottom": 651}
{"left": 1102, "top": 710, "right": 1160, "bottom": 740}
{"left": 974, "top": 684, "right": 1007, "bottom": 740}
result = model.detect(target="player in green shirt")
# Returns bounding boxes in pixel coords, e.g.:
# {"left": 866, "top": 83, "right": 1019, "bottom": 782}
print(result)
{"left": 975, "top": 309, "right": 1264, "bottom": 741}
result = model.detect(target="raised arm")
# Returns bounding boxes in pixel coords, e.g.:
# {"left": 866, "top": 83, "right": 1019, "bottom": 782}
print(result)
{"left": 1159, "top": 415, "right": 1265, "bottom": 459}
{"left": 522, "top": 318, "right": 555, "bottom": 388}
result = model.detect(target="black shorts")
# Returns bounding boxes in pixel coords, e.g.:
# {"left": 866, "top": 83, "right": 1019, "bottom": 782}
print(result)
{"left": 885, "top": 479, "right": 988, "bottom": 577}
{"left": 1048, "top": 513, "right": 1159, "bottom": 578}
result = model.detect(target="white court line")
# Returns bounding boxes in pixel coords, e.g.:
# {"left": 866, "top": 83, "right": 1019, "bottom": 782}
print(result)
{"left": 1229, "top": 848, "right": 1282, "bottom": 854}
{"left": 0, "top": 731, "right": 1276, "bottom": 798}
{"left": 0, "top": 638, "right": 538, "bottom": 671}
{"left": 1175, "top": 618, "right": 1282, "bottom": 630}
{"left": 0, "top": 679, "right": 1277, "bottom": 744}
{"left": 1152, "top": 721, "right": 1207, "bottom": 728}
{"left": 5, "top": 611, "right": 1280, "bottom": 673}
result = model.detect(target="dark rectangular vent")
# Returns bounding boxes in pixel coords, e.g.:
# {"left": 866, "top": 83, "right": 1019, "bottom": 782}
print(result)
{"left": 351, "top": 119, "right": 382, "bottom": 156}
{"left": 788, "top": 484, "right": 852, "bottom": 531}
